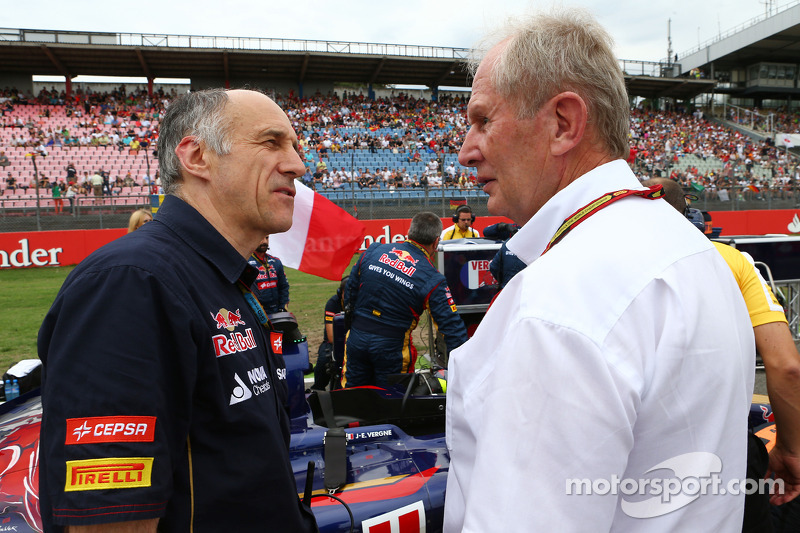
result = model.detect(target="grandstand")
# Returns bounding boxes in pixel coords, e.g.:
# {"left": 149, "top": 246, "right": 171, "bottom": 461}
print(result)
{"left": 4, "top": 7, "right": 800, "bottom": 231}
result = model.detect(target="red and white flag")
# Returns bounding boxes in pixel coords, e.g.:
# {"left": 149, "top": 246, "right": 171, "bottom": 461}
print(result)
{"left": 270, "top": 181, "right": 365, "bottom": 281}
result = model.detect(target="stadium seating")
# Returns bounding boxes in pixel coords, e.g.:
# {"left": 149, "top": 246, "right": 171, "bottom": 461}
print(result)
{"left": 2, "top": 90, "right": 799, "bottom": 215}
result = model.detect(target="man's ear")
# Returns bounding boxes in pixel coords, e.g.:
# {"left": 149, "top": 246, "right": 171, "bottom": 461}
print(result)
{"left": 174, "top": 136, "right": 212, "bottom": 181}
{"left": 548, "top": 92, "right": 588, "bottom": 157}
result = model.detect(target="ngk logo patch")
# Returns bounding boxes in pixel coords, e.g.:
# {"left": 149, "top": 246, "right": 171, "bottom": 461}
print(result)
{"left": 65, "top": 416, "right": 156, "bottom": 445}
{"left": 210, "top": 308, "right": 246, "bottom": 331}
{"left": 65, "top": 457, "right": 153, "bottom": 492}
{"left": 362, "top": 500, "right": 426, "bottom": 532}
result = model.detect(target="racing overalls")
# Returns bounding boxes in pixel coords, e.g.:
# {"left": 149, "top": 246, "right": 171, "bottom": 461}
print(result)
{"left": 343, "top": 239, "right": 468, "bottom": 388}
{"left": 248, "top": 252, "right": 290, "bottom": 314}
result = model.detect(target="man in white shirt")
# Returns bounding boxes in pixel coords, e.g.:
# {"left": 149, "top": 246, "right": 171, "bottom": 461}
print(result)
{"left": 444, "top": 9, "right": 755, "bottom": 532}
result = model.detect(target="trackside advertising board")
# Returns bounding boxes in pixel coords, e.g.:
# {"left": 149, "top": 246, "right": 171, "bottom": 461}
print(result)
{"left": 0, "top": 229, "right": 126, "bottom": 269}
{"left": 2, "top": 210, "right": 800, "bottom": 269}
{"left": 0, "top": 218, "right": 513, "bottom": 270}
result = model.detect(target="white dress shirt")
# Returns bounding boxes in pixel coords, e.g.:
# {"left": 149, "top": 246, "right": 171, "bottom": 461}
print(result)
{"left": 444, "top": 160, "right": 755, "bottom": 532}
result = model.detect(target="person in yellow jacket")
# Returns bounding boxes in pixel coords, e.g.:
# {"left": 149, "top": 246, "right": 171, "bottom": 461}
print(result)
{"left": 440, "top": 205, "right": 481, "bottom": 240}
{"left": 643, "top": 178, "right": 800, "bottom": 525}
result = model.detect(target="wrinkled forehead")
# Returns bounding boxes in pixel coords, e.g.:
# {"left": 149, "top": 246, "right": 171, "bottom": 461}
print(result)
{"left": 228, "top": 91, "right": 297, "bottom": 137}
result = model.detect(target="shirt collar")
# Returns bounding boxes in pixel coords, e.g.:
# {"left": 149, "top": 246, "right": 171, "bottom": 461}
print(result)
{"left": 406, "top": 239, "right": 432, "bottom": 259}
{"left": 506, "top": 160, "right": 642, "bottom": 264}
{"left": 154, "top": 195, "right": 254, "bottom": 285}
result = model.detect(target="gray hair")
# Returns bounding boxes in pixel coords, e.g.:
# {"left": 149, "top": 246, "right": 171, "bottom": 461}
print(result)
{"left": 468, "top": 8, "right": 630, "bottom": 160}
{"left": 158, "top": 89, "right": 234, "bottom": 195}
{"left": 408, "top": 212, "right": 443, "bottom": 245}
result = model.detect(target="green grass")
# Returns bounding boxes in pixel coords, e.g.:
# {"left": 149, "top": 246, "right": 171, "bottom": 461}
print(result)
{"left": 0, "top": 254, "right": 436, "bottom": 374}
{"left": 0, "top": 266, "right": 74, "bottom": 370}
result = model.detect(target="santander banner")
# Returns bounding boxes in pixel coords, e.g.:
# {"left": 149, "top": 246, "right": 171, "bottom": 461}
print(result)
{"left": 0, "top": 229, "right": 126, "bottom": 269}
{"left": 3, "top": 210, "right": 800, "bottom": 269}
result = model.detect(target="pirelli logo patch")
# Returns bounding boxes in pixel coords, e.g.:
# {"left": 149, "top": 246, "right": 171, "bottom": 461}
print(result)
{"left": 65, "top": 457, "right": 154, "bottom": 492}
{"left": 65, "top": 416, "right": 156, "bottom": 445}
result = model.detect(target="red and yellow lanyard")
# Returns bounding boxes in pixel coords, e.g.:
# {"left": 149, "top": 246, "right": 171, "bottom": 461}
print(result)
{"left": 541, "top": 185, "right": 664, "bottom": 256}
{"left": 487, "top": 185, "right": 664, "bottom": 309}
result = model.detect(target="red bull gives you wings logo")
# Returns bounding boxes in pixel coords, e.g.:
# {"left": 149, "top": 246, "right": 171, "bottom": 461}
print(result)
{"left": 378, "top": 247, "right": 418, "bottom": 276}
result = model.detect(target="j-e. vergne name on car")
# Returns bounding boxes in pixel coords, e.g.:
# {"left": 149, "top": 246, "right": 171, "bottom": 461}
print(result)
{"left": 346, "top": 429, "right": 393, "bottom": 441}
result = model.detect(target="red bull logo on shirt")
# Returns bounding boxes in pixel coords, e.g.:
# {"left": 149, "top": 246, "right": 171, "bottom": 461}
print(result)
{"left": 379, "top": 248, "right": 417, "bottom": 276}
{"left": 211, "top": 308, "right": 246, "bottom": 332}
{"left": 212, "top": 328, "right": 257, "bottom": 357}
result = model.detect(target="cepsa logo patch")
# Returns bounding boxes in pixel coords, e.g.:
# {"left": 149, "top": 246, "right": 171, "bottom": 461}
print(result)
{"left": 65, "top": 457, "right": 154, "bottom": 492}
{"left": 270, "top": 331, "right": 283, "bottom": 354}
{"left": 210, "top": 308, "right": 246, "bottom": 331}
{"left": 65, "top": 416, "right": 156, "bottom": 445}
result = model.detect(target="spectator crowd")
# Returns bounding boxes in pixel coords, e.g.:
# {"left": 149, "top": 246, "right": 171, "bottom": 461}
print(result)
{"left": 2, "top": 84, "right": 800, "bottom": 206}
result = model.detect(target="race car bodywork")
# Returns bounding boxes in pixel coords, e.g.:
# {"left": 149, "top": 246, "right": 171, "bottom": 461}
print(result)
{"left": 0, "top": 314, "right": 450, "bottom": 533}
{"left": 0, "top": 241, "right": 789, "bottom": 532}
{"left": 0, "top": 326, "right": 781, "bottom": 533}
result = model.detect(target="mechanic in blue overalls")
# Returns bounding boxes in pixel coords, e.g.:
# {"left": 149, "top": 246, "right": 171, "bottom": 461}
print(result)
{"left": 342, "top": 211, "right": 468, "bottom": 388}
{"left": 247, "top": 235, "right": 290, "bottom": 313}
{"left": 484, "top": 222, "right": 527, "bottom": 288}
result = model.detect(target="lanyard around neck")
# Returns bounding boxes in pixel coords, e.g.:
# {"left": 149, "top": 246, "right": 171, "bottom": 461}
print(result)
{"left": 237, "top": 278, "right": 273, "bottom": 329}
{"left": 541, "top": 185, "right": 664, "bottom": 256}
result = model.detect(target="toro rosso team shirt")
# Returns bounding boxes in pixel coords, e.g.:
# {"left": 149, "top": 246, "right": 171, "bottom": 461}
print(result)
{"left": 247, "top": 252, "right": 290, "bottom": 313}
{"left": 38, "top": 195, "right": 317, "bottom": 532}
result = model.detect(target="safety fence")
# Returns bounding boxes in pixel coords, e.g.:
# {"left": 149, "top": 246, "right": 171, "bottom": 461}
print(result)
{"left": 0, "top": 190, "right": 491, "bottom": 232}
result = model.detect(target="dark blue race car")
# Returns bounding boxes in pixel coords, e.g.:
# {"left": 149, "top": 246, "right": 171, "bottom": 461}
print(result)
{"left": 0, "top": 310, "right": 451, "bottom": 533}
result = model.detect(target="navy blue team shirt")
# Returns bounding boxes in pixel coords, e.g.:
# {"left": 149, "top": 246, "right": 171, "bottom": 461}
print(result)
{"left": 247, "top": 252, "right": 290, "bottom": 313}
{"left": 38, "top": 195, "right": 317, "bottom": 532}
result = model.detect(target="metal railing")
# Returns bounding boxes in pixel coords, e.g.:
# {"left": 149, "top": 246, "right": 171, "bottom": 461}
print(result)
{"left": 0, "top": 27, "right": 470, "bottom": 59}
{"left": 0, "top": 27, "right": 696, "bottom": 80}
{"left": 676, "top": 0, "right": 800, "bottom": 60}
{"left": 778, "top": 281, "right": 800, "bottom": 340}
{"left": 709, "top": 103, "right": 775, "bottom": 133}
{"left": 619, "top": 59, "right": 670, "bottom": 77}
{"left": 0, "top": 194, "right": 150, "bottom": 231}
